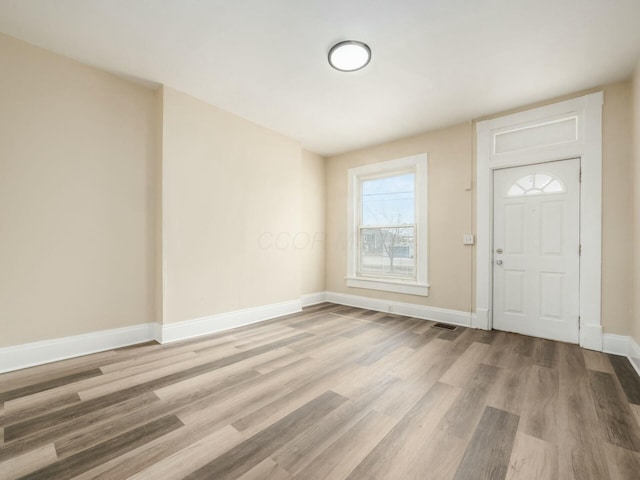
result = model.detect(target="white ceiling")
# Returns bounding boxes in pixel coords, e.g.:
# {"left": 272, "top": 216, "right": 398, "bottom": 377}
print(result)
{"left": 1, "top": 0, "right": 639, "bottom": 156}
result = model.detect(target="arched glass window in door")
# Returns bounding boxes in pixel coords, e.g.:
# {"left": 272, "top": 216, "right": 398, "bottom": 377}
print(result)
{"left": 507, "top": 173, "right": 565, "bottom": 197}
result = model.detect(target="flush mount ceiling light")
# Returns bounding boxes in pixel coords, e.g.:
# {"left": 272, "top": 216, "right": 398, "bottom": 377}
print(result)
{"left": 328, "top": 40, "right": 371, "bottom": 72}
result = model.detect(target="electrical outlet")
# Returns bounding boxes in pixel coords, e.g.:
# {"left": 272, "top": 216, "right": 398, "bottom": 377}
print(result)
{"left": 463, "top": 234, "right": 475, "bottom": 245}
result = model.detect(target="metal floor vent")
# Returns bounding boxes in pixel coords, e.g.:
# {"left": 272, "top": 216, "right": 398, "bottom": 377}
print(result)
{"left": 433, "top": 323, "right": 457, "bottom": 330}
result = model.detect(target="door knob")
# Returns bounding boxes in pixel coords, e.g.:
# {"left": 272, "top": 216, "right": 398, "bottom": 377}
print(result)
{"left": 496, "top": 248, "right": 503, "bottom": 254}
{"left": 496, "top": 260, "right": 503, "bottom": 265}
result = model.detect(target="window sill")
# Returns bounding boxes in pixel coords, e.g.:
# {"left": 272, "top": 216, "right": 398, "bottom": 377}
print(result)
{"left": 346, "top": 277, "right": 430, "bottom": 296}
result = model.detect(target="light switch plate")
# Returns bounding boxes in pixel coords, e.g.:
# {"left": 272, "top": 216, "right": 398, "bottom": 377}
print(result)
{"left": 463, "top": 234, "right": 475, "bottom": 245}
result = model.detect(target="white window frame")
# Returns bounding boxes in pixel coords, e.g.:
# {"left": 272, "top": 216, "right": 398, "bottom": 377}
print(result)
{"left": 347, "top": 153, "right": 429, "bottom": 296}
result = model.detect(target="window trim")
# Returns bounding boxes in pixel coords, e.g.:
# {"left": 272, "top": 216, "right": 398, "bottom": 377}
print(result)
{"left": 347, "top": 153, "right": 429, "bottom": 296}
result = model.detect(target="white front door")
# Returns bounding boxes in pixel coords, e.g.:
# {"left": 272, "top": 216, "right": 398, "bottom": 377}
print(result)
{"left": 493, "top": 158, "right": 580, "bottom": 343}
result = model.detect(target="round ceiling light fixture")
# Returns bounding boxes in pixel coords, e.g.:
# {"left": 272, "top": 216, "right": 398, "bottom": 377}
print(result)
{"left": 328, "top": 40, "right": 371, "bottom": 72}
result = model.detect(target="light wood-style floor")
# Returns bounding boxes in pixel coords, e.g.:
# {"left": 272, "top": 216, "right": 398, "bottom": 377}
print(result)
{"left": 1, "top": 303, "right": 640, "bottom": 479}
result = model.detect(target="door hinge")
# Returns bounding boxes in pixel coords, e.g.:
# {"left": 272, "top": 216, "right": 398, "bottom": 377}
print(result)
{"left": 579, "top": 169, "right": 582, "bottom": 183}
{"left": 579, "top": 244, "right": 582, "bottom": 256}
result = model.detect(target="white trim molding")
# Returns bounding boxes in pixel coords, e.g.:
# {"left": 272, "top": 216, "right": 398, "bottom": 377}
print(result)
{"left": 602, "top": 334, "right": 631, "bottom": 356}
{"left": 301, "top": 292, "right": 328, "bottom": 307}
{"left": 0, "top": 323, "right": 156, "bottom": 374}
{"left": 581, "top": 324, "right": 605, "bottom": 352}
{"left": 326, "top": 291, "right": 472, "bottom": 327}
{"left": 472, "top": 308, "right": 490, "bottom": 330}
{"left": 157, "top": 299, "right": 302, "bottom": 344}
{"left": 476, "top": 92, "right": 604, "bottom": 349}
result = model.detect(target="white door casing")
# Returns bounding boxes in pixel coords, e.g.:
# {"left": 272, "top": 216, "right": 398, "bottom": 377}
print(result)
{"left": 493, "top": 159, "right": 580, "bottom": 343}
{"left": 475, "top": 92, "right": 603, "bottom": 350}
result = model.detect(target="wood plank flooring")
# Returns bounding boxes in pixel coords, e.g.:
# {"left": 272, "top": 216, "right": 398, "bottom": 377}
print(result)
{"left": 2, "top": 302, "right": 640, "bottom": 479}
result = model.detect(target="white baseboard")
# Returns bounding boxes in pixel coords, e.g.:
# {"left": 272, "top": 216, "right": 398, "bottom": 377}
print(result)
{"left": 0, "top": 297, "right": 305, "bottom": 373}
{"left": 301, "top": 292, "right": 328, "bottom": 307}
{"left": 392, "top": 301, "right": 471, "bottom": 327}
{"left": 602, "top": 333, "right": 630, "bottom": 356}
{"left": 6, "top": 293, "right": 632, "bottom": 380}
{"left": 153, "top": 322, "right": 164, "bottom": 344}
{"left": 0, "top": 323, "right": 156, "bottom": 374}
{"left": 326, "top": 291, "right": 389, "bottom": 313}
{"left": 157, "top": 299, "right": 302, "bottom": 344}
{"left": 325, "top": 291, "right": 472, "bottom": 327}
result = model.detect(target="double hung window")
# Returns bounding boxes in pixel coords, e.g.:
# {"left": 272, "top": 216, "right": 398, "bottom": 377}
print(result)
{"left": 347, "top": 154, "right": 428, "bottom": 296}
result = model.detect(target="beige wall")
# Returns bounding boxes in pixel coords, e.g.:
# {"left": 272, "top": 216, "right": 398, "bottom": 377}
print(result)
{"left": 601, "top": 82, "right": 633, "bottom": 335}
{"left": 161, "top": 87, "right": 302, "bottom": 324}
{"left": 155, "top": 87, "right": 165, "bottom": 325}
{"left": 0, "top": 34, "right": 323, "bottom": 346}
{"left": 301, "top": 150, "right": 326, "bottom": 295}
{"left": 632, "top": 62, "right": 640, "bottom": 345}
{"left": 0, "top": 34, "right": 157, "bottom": 346}
{"left": 326, "top": 122, "right": 474, "bottom": 312}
